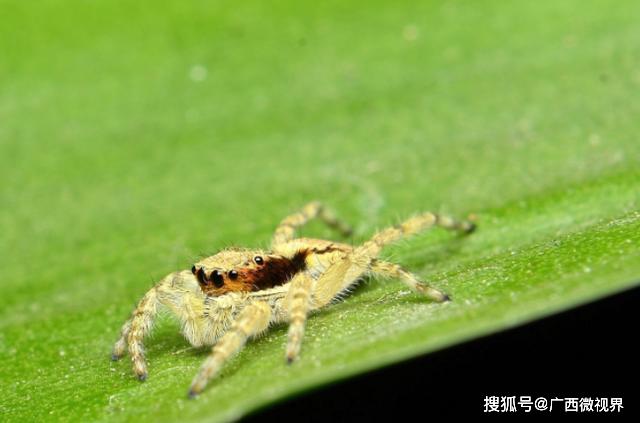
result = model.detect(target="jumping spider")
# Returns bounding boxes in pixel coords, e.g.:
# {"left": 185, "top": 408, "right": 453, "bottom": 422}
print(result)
{"left": 111, "top": 202, "right": 475, "bottom": 397}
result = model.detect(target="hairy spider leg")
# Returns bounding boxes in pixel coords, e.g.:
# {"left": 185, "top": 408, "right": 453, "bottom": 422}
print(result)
{"left": 112, "top": 271, "right": 203, "bottom": 380}
{"left": 188, "top": 301, "right": 271, "bottom": 397}
{"left": 271, "top": 201, "right": 353, "bottom": 247}
{"left": 369, "top": 260, "right": 450, "bottom": 302}
{"left": 284, "top": 272, "right": 314, "bottom": 363}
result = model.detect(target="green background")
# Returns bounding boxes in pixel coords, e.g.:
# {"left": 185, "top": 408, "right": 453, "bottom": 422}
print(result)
{"left": 1, "top": 0, "right": 639, "bottom": 421}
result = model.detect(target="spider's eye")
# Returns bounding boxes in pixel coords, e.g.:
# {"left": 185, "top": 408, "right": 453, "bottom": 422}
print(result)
{"left": 191, "top": 265, "right": 196, "bottom": 275}
{"left": 228, "top": 270, "right": 239, "bottom": 280}
{"left": 195, "top": 267, "right": 206, "bottom": 285}
{"left": 211, "top": 270, "right": 224, "bottom": 288}
{"left": 254, "top": 256, "right": 264, "bottom": 265}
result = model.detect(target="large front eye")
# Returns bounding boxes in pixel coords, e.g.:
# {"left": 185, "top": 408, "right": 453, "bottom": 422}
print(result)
{"left": 228, "top": 270, "right": 238, "bottom": 280}
{"left": 195, "top": 267, "right": 206, "bottom": 284}
{"left": 211, "top": 270, "right": 224, "bottom": 288}
{"left": 254, "top": 256, "right": 264, "bottom": 265}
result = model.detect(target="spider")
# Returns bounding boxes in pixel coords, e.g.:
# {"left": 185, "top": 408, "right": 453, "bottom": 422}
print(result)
{"left": 110, "top": 202, "right": 475, "bottom": 398}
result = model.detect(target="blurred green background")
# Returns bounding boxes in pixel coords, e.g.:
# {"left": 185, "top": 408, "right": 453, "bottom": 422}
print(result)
{"left": 1, "top": 0, "right": 639, "bottom": 421}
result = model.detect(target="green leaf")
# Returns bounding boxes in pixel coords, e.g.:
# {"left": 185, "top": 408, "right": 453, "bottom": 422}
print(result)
{"left": 1, "top": 1, "right": 639, "bottom": 421}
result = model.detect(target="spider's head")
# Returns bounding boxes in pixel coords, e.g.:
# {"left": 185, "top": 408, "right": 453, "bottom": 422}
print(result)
{"left": 191, "top": 248, "right": 308, "bottom": 296}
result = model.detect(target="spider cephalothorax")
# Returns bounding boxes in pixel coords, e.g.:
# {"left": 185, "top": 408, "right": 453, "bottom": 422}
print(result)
{"left": 111, "top": 202, "right": 475, "bottom": 397}
{"left": 192, "top": 249, "right": 309, "bottom": 295}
